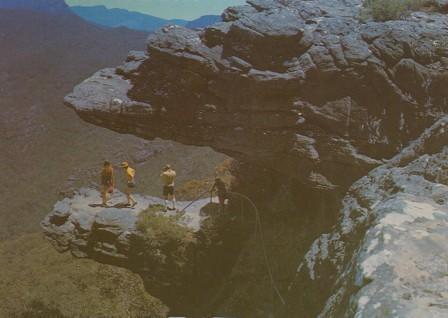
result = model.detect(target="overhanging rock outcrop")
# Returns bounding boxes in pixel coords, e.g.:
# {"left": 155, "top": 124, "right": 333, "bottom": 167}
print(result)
{"left": 65, "top": 0, "right": 448, "bottom": 189}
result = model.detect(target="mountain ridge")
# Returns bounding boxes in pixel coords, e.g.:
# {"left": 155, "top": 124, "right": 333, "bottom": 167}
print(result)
{"left": 70, "top": 5, "right": 187, "bottom": 31}
{"left": 186, "top": 14, "right": 221, "bottom": 29}
{"left": 0, "top": 0, "right": 69, "bottom": 13}
{"left": 70, "top": 5, "right": 221, "bottom": 32}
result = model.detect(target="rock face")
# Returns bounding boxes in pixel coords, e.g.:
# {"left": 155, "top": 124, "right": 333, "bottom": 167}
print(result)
{"left": 41, "top": 188, "right": 209, "bottom": 260}
{"left": 41, "top": 188, "right": 251, "bottom": 314}
{"left": 295, "top": 116, "right": 448, "bottom": 317}
{"left": 65, "top": 0, "right": 448, "bottom": 190}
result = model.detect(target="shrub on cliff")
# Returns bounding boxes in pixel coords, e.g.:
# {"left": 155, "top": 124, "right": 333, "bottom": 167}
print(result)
{"left": 360, "top": 0, "right": 438, "bottom": 21}
{"left": 136, "top": 207, "right": 197, "bottom": 278}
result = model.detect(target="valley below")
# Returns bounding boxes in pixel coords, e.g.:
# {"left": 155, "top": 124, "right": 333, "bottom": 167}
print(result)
{"left": 0, "top": 7, "right": 226, "bottom": 318}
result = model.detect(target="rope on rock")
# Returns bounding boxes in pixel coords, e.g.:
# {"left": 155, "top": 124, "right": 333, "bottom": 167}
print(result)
{"left": 178, "top": 188, "right": 287, "bottom": 307}
{"left": 229, "top": 191, "right": 286, "bottom": 306}
{"left": 179, "top": 189, "right": 211, "bottom": 213}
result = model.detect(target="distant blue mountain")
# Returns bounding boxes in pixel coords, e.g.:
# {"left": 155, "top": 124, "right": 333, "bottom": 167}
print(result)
{"left": 70, "top": 5, "right": 221, "bottom": 32}
{"left": 186, "top": 15, "right": 222, "bottom": 29}
{"left": 70, "top": 5, "right": 187, "bottom": 32}
{"left": 0, "top": 0, "right": 69, "bottom": 13}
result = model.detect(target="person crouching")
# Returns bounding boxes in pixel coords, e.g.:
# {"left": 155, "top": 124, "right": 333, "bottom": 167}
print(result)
{"left": 211, "top": 177, "right": 228, "bottom": 211}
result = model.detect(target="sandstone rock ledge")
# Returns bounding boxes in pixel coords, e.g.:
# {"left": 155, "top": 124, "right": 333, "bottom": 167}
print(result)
{"left": 41, "top": 188, "right": 209, "bottom": 260}
{"left": 41, "top": 188, "right": 250, "bottom": 314}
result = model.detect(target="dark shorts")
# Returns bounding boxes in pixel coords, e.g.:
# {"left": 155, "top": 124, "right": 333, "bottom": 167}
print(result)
{"left": 163, "top": 185, "right": 175, "bottom": 196}
{"left": 127, "top": 182, "right": 136, "bottom": 189}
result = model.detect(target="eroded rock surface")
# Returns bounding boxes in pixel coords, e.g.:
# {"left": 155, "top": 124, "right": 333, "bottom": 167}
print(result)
{"left": 297, "top": 116, "right": 448, "bottom": 317}
{"left": 41, "top": 188, "right": 209, "bottom": 260}
{"left": 65, "top": 0, "right": 448, "bottom": 189}
{"left": 41, "top": 188, "right": 251, "bottom": 315}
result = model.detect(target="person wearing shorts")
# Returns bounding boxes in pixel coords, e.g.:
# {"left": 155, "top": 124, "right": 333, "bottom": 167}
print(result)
{"left": 120, "top": 162, "right": 137, "bottom": 207}
{"left": 100, "top": 161, "right": 115, "bottom": 207}
{"left": 160, "top": 164, "right": 177, "bottom": 211}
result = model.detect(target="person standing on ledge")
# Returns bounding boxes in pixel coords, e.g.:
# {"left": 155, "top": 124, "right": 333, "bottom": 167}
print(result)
{"left": 211, "top": 177, "right": 228, "bottom": 211}
{"left": 120, "top": 162, "right": 137, "bottom": 207}
{"left": 100, "top": 161, "right": 115, "bottom": 207}
{"left": 160, "top": 164, "right": 177, "bottom": 211}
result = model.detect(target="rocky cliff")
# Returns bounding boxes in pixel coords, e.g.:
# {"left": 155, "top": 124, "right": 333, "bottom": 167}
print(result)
{"left": 59, "top": 0, "right": 448, "bottom": 316}
{"left": 294, "top": 116, "right": 448, "bottom": 317}
{"left": 42, "top": 189, "right": 250, "bottom": 315}
{"left": 65, "top": 0, "right": 448, "bottom": 190}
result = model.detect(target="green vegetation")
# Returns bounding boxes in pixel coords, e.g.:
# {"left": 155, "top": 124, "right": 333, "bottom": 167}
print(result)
{"left": 134, "top": 200, "right": 253, "bottom": 315}
{"left": 136, "top": 208, "right": 196, "bottom": 273}
{"left": 360, "top": 0, "right": 438, "bottom": 21}
{"left": 0, "top": 234, "right": 168, "bottom": 318}
{"left": 144, "top": 204, "right": 167, "bottom": 213}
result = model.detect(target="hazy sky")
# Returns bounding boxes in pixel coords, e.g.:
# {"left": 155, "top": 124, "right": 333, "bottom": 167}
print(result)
{"left": 65, "top": 0, "right": 247, "bottom": 20}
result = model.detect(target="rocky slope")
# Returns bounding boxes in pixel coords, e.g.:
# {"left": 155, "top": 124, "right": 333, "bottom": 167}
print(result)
{"left": 293, "top": 116, "right": 448, "bottom": 317}
{"left": 60, "top": 0, "right": 448, "bottom": 316}
{"left": 65, "top": 0, "right": 448, "bottom": 190}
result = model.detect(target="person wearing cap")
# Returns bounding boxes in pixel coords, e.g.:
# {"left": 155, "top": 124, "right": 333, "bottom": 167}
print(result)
{"left": 160, "top": 164, "right": 177, "bottom": 211}
{"left": 211, "top": 177, "right": 228, "bottom": 211}
{"left": 120, "top": 161, "right": 137, "bottom": 207}
{"left": 100, "top": 161, "right": 115, "bottom": 207}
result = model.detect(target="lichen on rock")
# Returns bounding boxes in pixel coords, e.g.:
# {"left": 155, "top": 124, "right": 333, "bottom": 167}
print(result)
{"left": 296, "top": 116, "right": 448, "bottom": 317}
